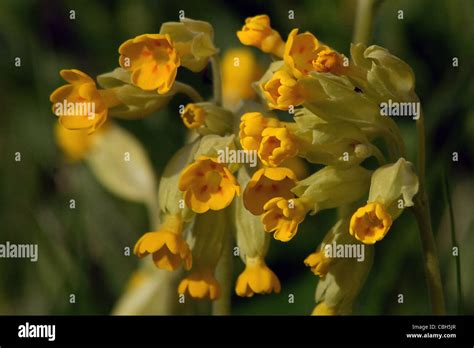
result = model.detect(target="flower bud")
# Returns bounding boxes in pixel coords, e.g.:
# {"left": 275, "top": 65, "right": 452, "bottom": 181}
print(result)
{"left": 160, "top": 18, "right": 218, "bottom": 72}
{"left": 180, "top": 102, "right": 234, "bottom": 136}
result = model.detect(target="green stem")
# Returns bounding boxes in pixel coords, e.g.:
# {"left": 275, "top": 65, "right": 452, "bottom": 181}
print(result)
{"left": 353, "top": 0, "right": 375, "bottom": 45}
{"left": 411, "top": 110, "right": 446, "bottom": 315}
{"left": 174, "top": 81, "right": 204, "bottom": 103}
{"left": 210, "top": 55, "right": 223, "bottom": 106}
{"left": 212, "top": 231, "right": 233, "bottom": 315}
{"left": 442, "top": 171, "right": 463, "bottom": 314}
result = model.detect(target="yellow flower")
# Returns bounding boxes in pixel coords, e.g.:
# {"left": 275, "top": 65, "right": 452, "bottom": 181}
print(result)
{"left": 284, "top": 29, "right": 345, "bottom": 77}
{"left": 261, "top": 68, "right": 304, "bottom": 110}
{"left": 181, "top": 103, "right": 205, "bottom": 129}
{"left": 284, "top": 28, "right": 320, "bottom": 78}
{"left": 50, "top": 69, "right": 111, "bottom": 132}
{"left": 239, "top": 112, "right": 280, "bottom": 152}
{"left": 134, "top": 214, "right": 192, "bottom": 271}
{"left": 178, "top": 156, "right": 241, "bottom": 213}
{"left": 349, "top": 202, "right": 392, "bottom": 244}
{"left": 178, "top": 268, "right": 220, "bottom": 300}
{"left": 304, "top": 251, "right": 332, "bottom": 277}
{"left": 261, "top": 197, "right": 308, "bottom": 241}
{"left": 243, "top": 167, "right": 296, "bottom": 215}
{"left": 118, "top": 34, "right": 180, "bottom": 94}
{"left": 54, "top": 122, "right": 99, "bottom": 162}
{"left": 258, "top": 127, "right": 299, "bottom": 167}
{"left": 222, "top": 48, "right": 262, "bottom": 108}
{"left": 235, "top": 256, "right": 281, "bottom": 297}
{"left": 312, "top": 302, "right": 337, "bottom": 316}
{"left": 236, "top": 15, "right": 285, "bottom": 57}
{"left": 313, "top": 47, "right": 344, "bottom": 73}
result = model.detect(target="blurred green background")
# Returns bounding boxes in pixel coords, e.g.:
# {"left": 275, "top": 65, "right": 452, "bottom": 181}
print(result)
{"left": 0, "top": 0, "right": 473, "bottom": 315}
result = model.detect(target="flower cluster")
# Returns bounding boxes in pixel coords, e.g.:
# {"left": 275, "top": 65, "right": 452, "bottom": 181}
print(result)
{"left": 51, "top": 14, "right": 422, "bottom": 314}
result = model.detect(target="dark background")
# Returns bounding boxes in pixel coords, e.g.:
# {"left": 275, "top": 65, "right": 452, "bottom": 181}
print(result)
{"left": 0, "top": 0, "right": 473, "bottom": 315}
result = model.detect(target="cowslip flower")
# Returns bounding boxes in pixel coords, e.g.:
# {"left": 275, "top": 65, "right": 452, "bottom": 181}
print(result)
{"left": 313, "top": 46, "right": 344, "bottom": 73}
{"left": 243, "top": 167, "right": 297, "bottom": 215}
{"left": 261, "top": 197, "right": 309, "bottom": 241}
{"left": 134, "top": 214, "right": 192, "bottom": 271}
{"left": 350, "top": 158, "right": 419, "bottom": 244}
{"left": 180, "top": 102, "right": 234, "bottom": 135}
{"left": 54, "top": 122, "right": 101, "bottom": 162}
{"left": 284, "top": 29, "right": 345, "bottom": 78}
{"left": 178, "top": 268, "right": 221, "bottom": 300}
{"left": 222, "top": 48, "right": 262, "bottom": 109}
{"left": 304, "top": 251, "right": 332, "bottom": 277}
{"left": 239, "top": 112, "right": 280, "bottom": 152}
{"left": 178, "top": 156, "right": 241, "bottom": 213}
{"left": 260, "top": 68, "right": 304, "bottom": 110}
{"left": 237, "top": 15, "right": 285, "bottom": 57}
{"left": 119, "top": 34, "right": 180, "bottom": 94}
{"left": 350, "top": 202, "right": 392, "bottom": 244}
{"left": 284, "top": 29, "right": 320, "bottom": 78}
{"left": 258, "top": 127, "right": 299, "bottom": 167}
{"left": 235, "top": 256, "right": 281, "bottom": 297}
{"left": 181, "top": 103, "right": 205, "bottom": 129}
{"left": 50, "top": 69, "right": 116, "bottom": 132}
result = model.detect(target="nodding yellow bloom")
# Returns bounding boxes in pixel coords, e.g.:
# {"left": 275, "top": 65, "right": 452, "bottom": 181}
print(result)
{"left": 178, "top": 156, "right": 241, "bottom": 213}
{"left": 313, "top": 47, "right": 344, "bottom": 73}
{"left": 312, "top": 302, "right": 337, "bottom": 316}
{"left": 119, "top": 34, "right": 180, "bottom": 94}
{"left": 349, "top": 202, "right": 392, "bottom": 244}
{"left": 54, "top": 123, "right": 98, "bottom": 162}
{"left": 261, "top": 197, "right": 308, "bottom": 241}
{"left": 239, "top": 112, "right": 280, "bottom": 152}
{"left": 258, "top": 127, "right": 299, "bottom": 167}
{"left": 284, "top": 28, "right": 321, "bottom": 78}
{"left": 304, "top": 251, "right": 331, "bottom": 277}
{"left": 222, "top": 48, "right": 262, "bottom": 108}
{"left": 181, "top": 103, "right": 205, "bottom": 129}
{"left": 236, "top": 15, "right": 285, "bottom": 57}
{"left": 50, "top": 69, "right": 113, "bottom": 132}
{"left": 178, "top": 268, "right": 220, "bottom": 300}
{"left": 243, "top": 167, "right": 296, "bottom": 215}
{"left": 261, "top": 69, "right": 304, "bottom": 110}
{"left": 235, "top": 256, "right": 281, "bottom": 297}
{"left": 134, "top": 214, "right": 192, "bottom": 271}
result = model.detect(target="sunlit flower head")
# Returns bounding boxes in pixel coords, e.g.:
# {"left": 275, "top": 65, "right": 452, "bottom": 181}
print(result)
{"left": 313, "top": 46, "right": 344, "bottom": 73}
{"left": 50, "top": 69, "right": 108, "bottom": 133}
{"left": 239, "top": 112, "right": 280, "bottom": 152}
{"left": 222, "top": 48, "right": 262, "bottom": 108}
{"left": 258, "top": 127, "right": 299, "bottom": 167}
{"left": 119, "top": 34, "right": 180, "bottom": 94}
{"left": 134, "top": 215, "right": 192, "bottom": 271}
{"left": 243, "top": 167, "right": 297, "bottom": 215}
{"left": 349, "top": 202, "right": 392, "bottom": 244}
{"left": 237, "top": 15, "right": 285, "bottom": 57}
{"left": 178, "top": 156, "right": 241, "bottom": 213}
{"left": 261, "top": 197, "right": 308, "bottom": 242}
{"left": 261, "top": 69, "right": 304, "bottom": 110}
{"left": 235, "top": 256, "right": 281, "bottom": 297}
{"left": 178, "top": 268, "right": 220, "bottom": 300}
{"left": 181, "top": 103, "right": 205, "bottom": 129}
{"left": 304, "top": 251, "right": 331, "bottom": 277}
{"left": 284, "top": 29, "right": 320, "bottom": 78}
